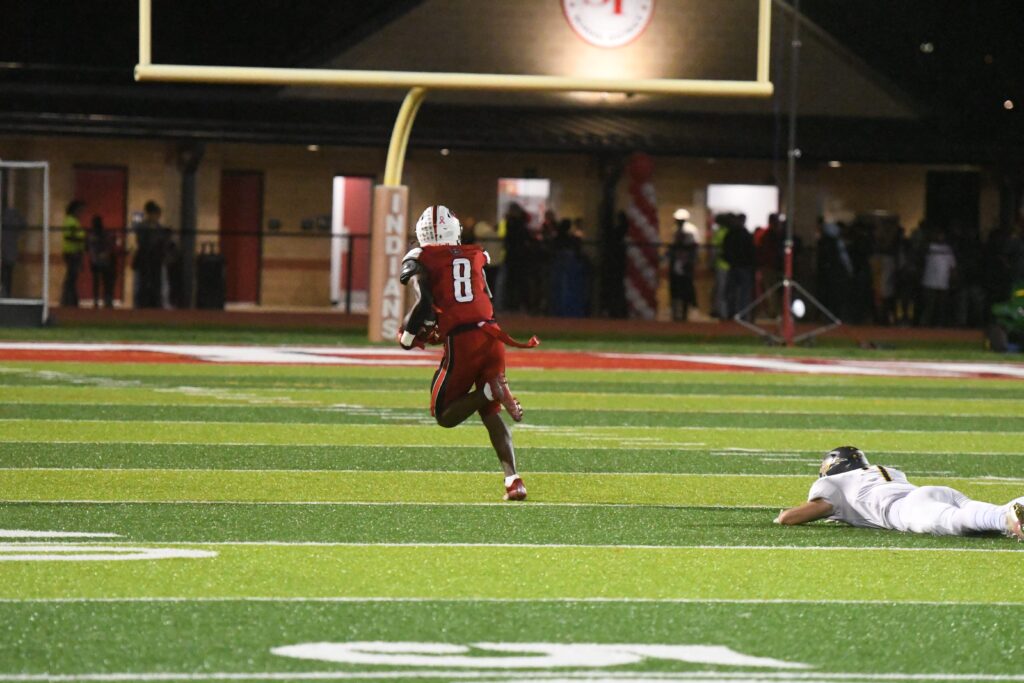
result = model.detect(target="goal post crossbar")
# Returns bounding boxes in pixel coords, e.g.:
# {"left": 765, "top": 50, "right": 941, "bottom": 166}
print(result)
{"left": 135, "top": 0, "right": 774, "bottom": 98}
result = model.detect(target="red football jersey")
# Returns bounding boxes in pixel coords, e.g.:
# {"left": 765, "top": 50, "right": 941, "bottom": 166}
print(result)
{"left": 416, "top": 244, "right": 493, "bottom": 338}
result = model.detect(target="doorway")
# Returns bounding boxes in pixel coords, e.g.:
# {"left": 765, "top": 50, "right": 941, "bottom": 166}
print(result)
{"left": 330, "top": 175, "right": 374, "bottom": 312}
{"left": 219, "top": 170, "right": 263, "bottom": 304}
{"left": 72, "top": 165, "right": 127, "bottom": 304}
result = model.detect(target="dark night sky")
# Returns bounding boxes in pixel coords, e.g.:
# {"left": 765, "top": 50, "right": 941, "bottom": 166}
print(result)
{"left": 1, "top": 0, "right": 1022, "bottom": 153}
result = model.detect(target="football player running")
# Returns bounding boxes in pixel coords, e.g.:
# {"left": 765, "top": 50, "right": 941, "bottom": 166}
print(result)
{"left": 776, "top": 446, "right": 1024, "bottom": 540}
{"left": 398, "top": 205, "right": 538, "bottom": 501}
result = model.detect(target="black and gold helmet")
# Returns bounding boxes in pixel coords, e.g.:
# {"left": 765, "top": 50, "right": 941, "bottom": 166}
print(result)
{"left": 819, "top": 446, "right": 869, "bottom": 478}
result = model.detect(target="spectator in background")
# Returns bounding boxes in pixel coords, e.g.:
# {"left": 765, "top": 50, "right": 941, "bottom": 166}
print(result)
{"left": 668, "top": 210, "right": 698, "bottom": 321}
{"left": 527, "top": 209, "right": 555, "bottom": 315}
{"left": 60, "top": 199, "right": 87, "bottom": 307}
{"left": 549, "top": 218, "right": 590, "bottom": 317}
{"left": 815, "top": 217, "right": 852, "bottom": 321}
{"left": 919, "top": 230, "right": 957, "bottom": 327}
{"left": 501, "top": 203, "right": 530, "bottom": 313}
{"left": 474, "top": 217, "right": 504, "bottom": 309}
{"left": 539, "top": 209, "right": 558, "bottom": 243}
{"left": 755, "top": 213, "right": 784, "bottom": 319}
{"left": 874, "top": 223, "right": 900, "bottom": 326}
{"left": 710, "top": 215, "right": 731, "bottom": 319}
{"left": 600, "top": 210, "right": 629, "bottom": 318}
{"left": 723, "top": 214, "right": 755, "bottom": 320}
{"left": 1, "top": 205, "right": 26, "bottom": 298}
{"left": 133, "top": 200, "right": 167, "bottom": 308}
{"left": 86, "top": 216, "right": 117, "bottom": 308}
{"left": 952, "top": 224, "right": 985, "bottom": 327}
{"left": 846, "top": 220, "right": 876, "bottom": 325}
{"left": 907, "top": 223, "right": 930, "bottom": 326}
{"left": 460, "top": 216, "right": 478, "bottom": 245}
{"left": 893, "top": 225, "right": 915, "bottom": 325}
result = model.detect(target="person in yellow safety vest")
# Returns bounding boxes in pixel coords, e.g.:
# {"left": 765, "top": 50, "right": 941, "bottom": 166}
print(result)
{"left": 710, "top": 215, "right": 731, "bottom": 319}
{"left": 60, "top": 199, "right": 87, "bottom": 307}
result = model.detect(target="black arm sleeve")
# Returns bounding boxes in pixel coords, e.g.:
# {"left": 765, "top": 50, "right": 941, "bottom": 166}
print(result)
{"left": 402, "top": 270, "right": 436, "bottom": 335}
{"left": 399, "top": 258, "right": 421, "bottom": 285}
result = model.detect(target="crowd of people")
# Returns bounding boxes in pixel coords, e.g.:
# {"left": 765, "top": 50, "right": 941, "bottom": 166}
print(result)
{"left": 458, "top": 202, "right": 1024, "bottom": 329}
{"left": 58, "top": 198, "right": 181, "bottom": 309}
{"left": 813, "top": 217, "right": 1024, "bottom": 328}
{"left": 45, "top": 194, "right": 1024, "bottom": 328}
{"left": 464, "top": 204, "right": 593, "bottom": 318}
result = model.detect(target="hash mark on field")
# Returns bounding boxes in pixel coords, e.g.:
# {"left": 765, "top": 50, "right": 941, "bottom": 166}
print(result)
{"left": 155, "top": 386, "right": 303, "bottom": 407}
{"left": 0, "top": 529, "right": 120, "bottom": 539}
{"left": 317, "top": 404, "right": 432, "bottom": 424}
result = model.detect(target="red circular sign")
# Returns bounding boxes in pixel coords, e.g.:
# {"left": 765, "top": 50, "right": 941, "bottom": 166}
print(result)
{"left": 562, "top": 0, "right": 655, "bottom": 48}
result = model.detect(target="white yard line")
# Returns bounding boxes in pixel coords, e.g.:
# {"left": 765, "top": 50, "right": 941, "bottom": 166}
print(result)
{"left": 2, "top": 670, "right": 1024, "bottom": 682}
{"left": 1, "top": 596, "right": 1022, "bottom": 607}
{"left": 0, "top": 500, "right": 772, "bottom": 509}
{"left": 0, "top": 419, "right": 1020, "bottom": 437}
{"left": 4, "top": 468, "right": 1022, "bottom": 483}
{"left": 0, "top": 468, "right": 848, "bottom": 479}
{"left": 6, "top": 399, "right": 1024, "bottom": 420}
{"left": 0, "top": 441, "right": 1021, "bottom": 457}
{"left": 5, "top": 541, "right": 1020, "bottom": 554}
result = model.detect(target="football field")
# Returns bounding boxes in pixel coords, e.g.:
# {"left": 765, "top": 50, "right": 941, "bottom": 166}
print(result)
{"left": 1, "top": 343, "right": 1023, "bottom": 682}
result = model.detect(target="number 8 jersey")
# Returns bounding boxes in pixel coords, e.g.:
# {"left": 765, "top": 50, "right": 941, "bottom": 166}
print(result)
{"left": 405, "top": 244, "right": 494, "bottom": 338}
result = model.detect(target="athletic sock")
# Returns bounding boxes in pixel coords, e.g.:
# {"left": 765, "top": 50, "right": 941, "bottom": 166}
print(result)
{"left": 961, "top": 501, "right": 1006, "bottom": 532}
{"left": 504, "top": 474, "right": 519, "bottom": 487}
{"left": 483, "top": 383, "right": 495, "bottom": 401}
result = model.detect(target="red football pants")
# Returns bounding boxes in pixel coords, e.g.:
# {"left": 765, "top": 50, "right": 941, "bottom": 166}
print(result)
{"left": 430, "top": 328, "right": 505, "bottom": 418}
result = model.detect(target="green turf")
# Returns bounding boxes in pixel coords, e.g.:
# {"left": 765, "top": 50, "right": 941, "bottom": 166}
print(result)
{"left": 6, "top": 384, "right": 1024, "bottom": 414}
{"left": 8, "top": 402, "right": 1024, "bottom": 432}
{"left": 3, "top": 544, "right": 1020, "bottom": 603}
{"left": 2, "top": 442, "right": 1022, "bottom": 477}
{"left": 2, "top": 601, "right": 1022, "bottom": 676}
{"left": 2, "top": 468, "right": 1021, "bottom": 507}
{"left": 1, "top": 353, "right": 1023, "bottom": 681}
{"left": 2, "top": 502, "right": 1019, "bottom": 550}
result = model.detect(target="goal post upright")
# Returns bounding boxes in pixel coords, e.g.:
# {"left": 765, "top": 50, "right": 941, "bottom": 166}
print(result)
{"left": 134, "top": 0, "right": 774, "bottom": 341}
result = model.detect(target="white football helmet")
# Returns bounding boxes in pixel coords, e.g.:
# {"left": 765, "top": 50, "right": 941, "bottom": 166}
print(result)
{"left": 415, "top": 205, "right": 462, "bottom": 246}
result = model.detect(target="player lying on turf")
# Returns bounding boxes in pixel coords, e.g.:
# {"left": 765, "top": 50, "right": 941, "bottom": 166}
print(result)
{"left": 775, "top": 446, "right": 1024, "bottom": 540}
{"left": 398, "top": 205, "right": 538, "bottom": 501}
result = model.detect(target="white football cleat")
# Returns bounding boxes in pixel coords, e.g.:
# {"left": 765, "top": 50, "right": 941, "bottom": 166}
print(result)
{"left": 1005, "top": 501, "right": 1024, "bottom": 541}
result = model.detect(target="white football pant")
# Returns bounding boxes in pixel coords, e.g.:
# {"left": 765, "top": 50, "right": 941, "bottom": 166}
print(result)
{"left": 891, "top": 486, "right": 1006, "bottom": 536}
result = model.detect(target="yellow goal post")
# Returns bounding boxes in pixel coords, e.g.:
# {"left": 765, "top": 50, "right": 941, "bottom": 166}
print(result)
{"left": 134, "top": 0, "right": 774, "bottom": 340}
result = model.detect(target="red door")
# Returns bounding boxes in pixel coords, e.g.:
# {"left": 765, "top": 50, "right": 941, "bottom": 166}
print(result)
{"left": 219, "top": 171, "right": 263, "bottom": 304}
{"left": 72, "top": 166, "right": 127, "bottom": 303}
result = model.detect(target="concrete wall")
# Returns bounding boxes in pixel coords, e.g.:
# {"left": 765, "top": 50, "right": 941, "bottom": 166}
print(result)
{"left": 0, "top": 133, "right": 1002, "bottom": 311}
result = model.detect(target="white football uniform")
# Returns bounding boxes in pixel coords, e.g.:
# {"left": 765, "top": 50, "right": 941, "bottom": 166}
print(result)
{"left": 808, "top": 466, "right": 1013, "bottom": 536}
{"left": 808, "top": 466, "right": 914, "bottom": 530}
